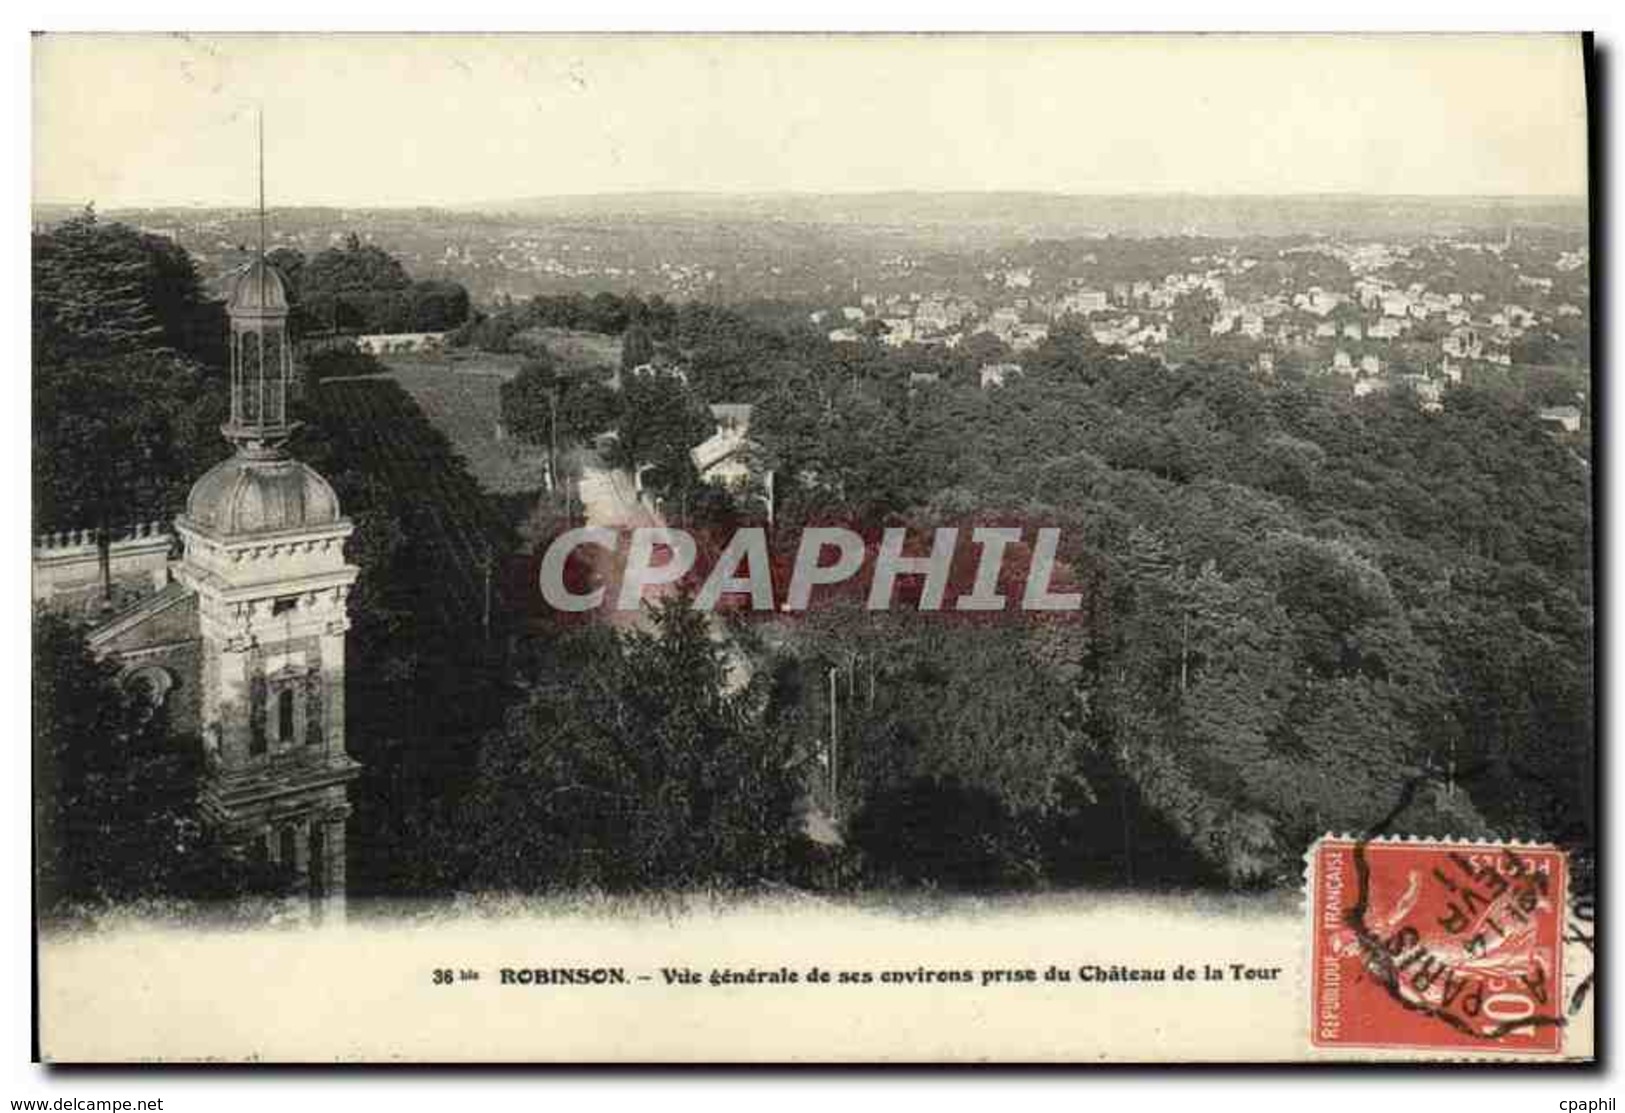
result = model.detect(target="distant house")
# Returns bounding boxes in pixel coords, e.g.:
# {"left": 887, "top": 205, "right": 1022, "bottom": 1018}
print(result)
{"left": 1092, "top": 318, "right": 1134, "bottom": 346}
{"left": 692, "top": 403, "right": 755, "bottom": 487}
{"left": 979, "top": 362, "right": 1023, "bottom": 389}
{"left": 354, "top": 331, "right": 449, "bottom": 355}
{"left": 1538, "top": 405, "right": 1583, "bottom": 434}
{"left": 1058, "top": 289, "right": 1108, "bottom": 317}
{"left": 1443, "top": 326, "right": 1482, "bottom": 360}
{"left": 1307, "top": 289, "right": 1342, "bottom": 316}
{"left": 632, "top": 361, "right": 689, "bottom": 385}
{"left": 915, "top": 300, "right": 951, "bottom": 332}
{"left": 1355, "top": 279, "right": 1387, "bottom": 309}
{"left": 1131, "top": 323, "right": 1168, "bottom": 349}
{"left": 987, "top": 308, "right": 1021, "bottom": 334}
{"left": 1009, "top": 323, "right": 1050, "bottom": 351}
{"left": 1400, "top": 374, "right": 1445, "bottom": 413}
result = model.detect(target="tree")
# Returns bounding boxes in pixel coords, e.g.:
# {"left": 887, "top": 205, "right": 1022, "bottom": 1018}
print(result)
{"left": 621, "top": 320, "right": 655, "bottom": 372}
{"left": 298, "top": 234, "right": 471, "bottom": 335}
{"left": 750, "top": 377, "right": 918, "bottom": 520}
{"left": 266, "top": 247, "right": 314, "bottom": 336}
{"left": 956, "top": 330, "right": 1015, "bottom": 369}
{"left": 301, "top": 340, "right": 388, "bottom": 383}
{"left": 1168, "top": 290, "right": 1220, "bottom": 345}
{"left": 304, "top": 232, "right": 411, "bottom": 298}
{"left": 34, "top": 208, "right": 176, "bottom": 362}
{"left": 612, "top": 368, "right": 714, "bottom": 502}
{"left": 33, "top": 215, "right": 231, "bottom": 585}
{"left": 457, "top": 597, "right": 800, "bottom": 891}
{"left": 34, "top": 350, "right": 227, "bottom": 536}
{"left": 32, "top": 613, "right": 284, "bottom": 917}
{"left": 499, "top": 354, "right": 563, "bottom": 447}
{"left": 499, "top": 355, "right": 569, "bottom": 487}
{"left": 500, "top": 353, "right": 623, "bottom": 472}
{"left": 837, "top": 618, "right": 1085, "bottom": 889}
{"left": 404, "top": 281, "right": 471, "bottom": 332}
{"left": 560, "top": 380, "right": 621, "bottom": 442}
{"left": 267, "top": 246, "right": 306, "bottom": 293}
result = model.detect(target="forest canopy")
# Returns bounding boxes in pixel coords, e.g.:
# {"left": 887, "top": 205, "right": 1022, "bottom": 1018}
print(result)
{"left": 455, "top": 284, "right": 1591, "bottom": 889}
{"left": 32, "top": 216, "right": 1594, "bottom": 900}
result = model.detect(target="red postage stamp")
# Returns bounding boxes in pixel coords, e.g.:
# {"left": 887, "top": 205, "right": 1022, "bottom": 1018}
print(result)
{"left": 1310, "top": 837, "right": 1567, "bottom": 1055}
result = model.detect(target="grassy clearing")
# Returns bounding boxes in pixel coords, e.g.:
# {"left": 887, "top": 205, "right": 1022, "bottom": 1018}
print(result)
{"left": 377, "top": 353, "right": 550, "bottom": 495}
{"left": 518, "top": 327, "right": 623, "bottom": 376}
{"left": 376, "top": 330, "right": 620, "bottom": 496}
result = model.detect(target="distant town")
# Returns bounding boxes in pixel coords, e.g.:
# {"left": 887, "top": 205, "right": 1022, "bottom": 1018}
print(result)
{"left": 48, "top": 194, "right": 1585, "bottom": 431}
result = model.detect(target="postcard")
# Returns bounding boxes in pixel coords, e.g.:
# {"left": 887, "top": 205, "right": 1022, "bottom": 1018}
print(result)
{"left": 31, "top": 32, "right": 1594, "bottom": 1062}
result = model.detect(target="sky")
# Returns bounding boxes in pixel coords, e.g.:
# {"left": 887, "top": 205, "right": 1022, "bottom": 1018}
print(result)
{"left": 32, "top": 33, "right": 1589, "bottom": 209}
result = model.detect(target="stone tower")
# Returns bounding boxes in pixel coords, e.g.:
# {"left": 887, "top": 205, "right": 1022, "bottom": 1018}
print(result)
{"left": 173, "top": 241, "right": 361, "bottom": 920}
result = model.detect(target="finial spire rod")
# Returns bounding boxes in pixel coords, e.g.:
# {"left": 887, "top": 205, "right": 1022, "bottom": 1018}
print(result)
{"left": 257, "top": 105, "right": 266, "bottom": 261}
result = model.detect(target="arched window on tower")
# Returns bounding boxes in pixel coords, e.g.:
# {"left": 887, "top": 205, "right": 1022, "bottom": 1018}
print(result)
{"left": 121, "top": 666, "right": 175, "bottom": 732}
{"left": 277, "top": 688, "right": 296, "bottom": 746}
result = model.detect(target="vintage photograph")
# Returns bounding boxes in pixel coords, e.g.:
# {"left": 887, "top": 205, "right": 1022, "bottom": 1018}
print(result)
{"left": 30, "top": 33, "right": 1594, "bottom": 1062}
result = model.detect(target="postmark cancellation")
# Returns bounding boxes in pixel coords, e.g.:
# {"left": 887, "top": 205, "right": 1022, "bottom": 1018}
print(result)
{"left": 1308, "top": 835, "right": 1588, "bottom": 1058}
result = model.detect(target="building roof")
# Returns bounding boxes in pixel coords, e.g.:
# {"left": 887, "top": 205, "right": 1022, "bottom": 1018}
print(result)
{"left": 226, "top": 257, "right": 290, "bottom": 320}
{"left": 709, "top": 403, "right": 753, "bottom": 426}
{"left": 183, "top": 454, "right": 342, "bottom": 538}
{"left": 86, "top": 582, "right": 197, "bottom": 654}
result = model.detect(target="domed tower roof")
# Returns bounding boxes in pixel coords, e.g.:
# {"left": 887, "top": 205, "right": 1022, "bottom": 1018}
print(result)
{"left": 227, "top": 257, "right": 290, "bottom": 321}
{"left": 183, "top": 454, "right": 341, "bottom": 539}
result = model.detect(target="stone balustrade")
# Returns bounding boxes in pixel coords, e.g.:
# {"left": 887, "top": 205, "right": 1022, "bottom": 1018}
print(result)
{"left": 34, "top": 520, "right": 170, "bottom": 552}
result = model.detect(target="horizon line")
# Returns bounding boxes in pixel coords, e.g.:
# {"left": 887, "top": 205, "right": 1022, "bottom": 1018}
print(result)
{"left": 33, "top": 188, "right": 1591, "bottom": 214}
